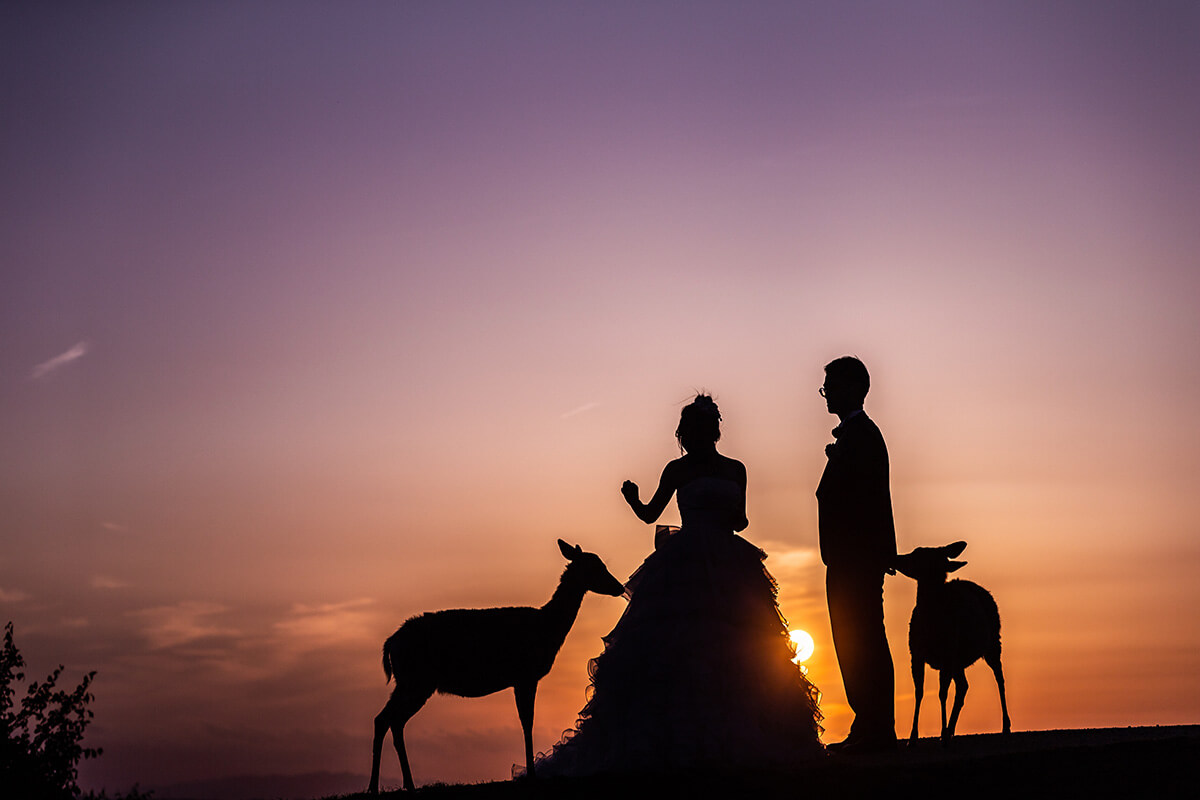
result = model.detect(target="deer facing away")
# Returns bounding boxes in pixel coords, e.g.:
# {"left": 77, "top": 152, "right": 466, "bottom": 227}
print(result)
{"left": 368, "top": 539, "right": 625, "bottom": 792}
{"left": 894, "top": 541, "right": 1011, "bottom": 744}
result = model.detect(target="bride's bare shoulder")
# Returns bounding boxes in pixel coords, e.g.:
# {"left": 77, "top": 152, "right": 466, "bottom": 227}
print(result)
{"left": 660, "top": 457, "right": 689, "bottom": 482}
{"left": 719, "top": 455, "right": 747, "bottom": 484}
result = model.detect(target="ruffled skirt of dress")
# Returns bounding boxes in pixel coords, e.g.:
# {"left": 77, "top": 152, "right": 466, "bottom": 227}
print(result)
{"left": 530, "top": 527, "right": 823, "bottom": 777}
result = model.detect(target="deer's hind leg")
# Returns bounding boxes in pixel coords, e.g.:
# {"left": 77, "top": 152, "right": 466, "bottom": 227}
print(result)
{"left": 369, "top": 702, "right": 391, "bottom": 793}
{"left": 371, "top": 682, "right": 435, "bottom": 792}
{"left": 985, "top": 650, "right": 1011, "bottom": 734}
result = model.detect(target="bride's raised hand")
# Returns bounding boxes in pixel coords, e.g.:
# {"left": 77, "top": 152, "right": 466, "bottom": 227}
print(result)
{"left": 621, "top": 480, "right": 639, "bottom": 504}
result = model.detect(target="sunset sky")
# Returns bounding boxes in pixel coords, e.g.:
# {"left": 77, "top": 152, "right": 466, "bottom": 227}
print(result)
{"left": 3, "top": 2, "right": 1199, "bottom": 794}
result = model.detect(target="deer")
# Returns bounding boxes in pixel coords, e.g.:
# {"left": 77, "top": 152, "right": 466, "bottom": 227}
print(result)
{"left": 368, "top": 539, "right": 625, "bottom": 792}
{"left": 893, "top": 541, "right": 1011, "bottom": 745}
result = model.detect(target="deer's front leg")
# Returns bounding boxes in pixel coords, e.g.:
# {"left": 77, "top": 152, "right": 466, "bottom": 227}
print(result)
{"left": 938, "top": 669, "right": 952, "bottom": 743}
{"left": 946, "top": 670, "right": 968, "bottom": 739}
{"left": 514, "top": 682, "right": 538, "bottom": 780}
{"left": 908, "top": 658, "right": 924, "bottom": 745}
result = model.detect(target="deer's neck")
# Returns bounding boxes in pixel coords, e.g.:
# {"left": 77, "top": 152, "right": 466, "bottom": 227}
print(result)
{"left": 541, "top": 576, "right": 587, "bottom": 643}
{"left": 915, "top": 579, "right": 948, "bottom": 608}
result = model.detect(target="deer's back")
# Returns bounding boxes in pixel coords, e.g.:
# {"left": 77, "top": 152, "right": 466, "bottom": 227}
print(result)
{"left": 387, "top": 606, "right": 560, "bottom": 697}
{"left": 909, "top": 579, "right": 1001, "bottom": 670}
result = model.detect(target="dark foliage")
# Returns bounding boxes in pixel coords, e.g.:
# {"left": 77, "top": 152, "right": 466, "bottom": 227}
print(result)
{"left": 1, "top": 621, "right": 105, "bottom": 799}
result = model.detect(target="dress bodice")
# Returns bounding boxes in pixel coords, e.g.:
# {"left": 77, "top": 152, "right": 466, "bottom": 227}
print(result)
{"left": 677, "top": 476, "right": 742, "bottom": 533}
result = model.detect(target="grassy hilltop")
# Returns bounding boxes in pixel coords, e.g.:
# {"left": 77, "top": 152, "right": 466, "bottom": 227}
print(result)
{"left": 340, "top": 727, "right": 1199, "bottom": 800}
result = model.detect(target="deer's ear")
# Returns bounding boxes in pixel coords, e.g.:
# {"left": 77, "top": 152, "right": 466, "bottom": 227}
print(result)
{"left": 558, "top": 539, "right": 581, "bottom": 560}
{"left": 947, "top": 560, "right": 967, "bottom": 572}
{"left": 943, "top": 541, "right": 967, "bottom": 557}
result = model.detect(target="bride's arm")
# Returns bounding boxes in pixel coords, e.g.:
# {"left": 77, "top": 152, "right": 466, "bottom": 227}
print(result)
{"left": 621, "top": 462, "right": 679, "bottom": 524}
{"left": 731, "top": 458, "right": 749, "bottom": 532}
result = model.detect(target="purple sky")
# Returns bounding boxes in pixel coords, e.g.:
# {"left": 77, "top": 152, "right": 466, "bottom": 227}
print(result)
{"left": 3, "top": 2, "right": 1199, "bottom": 794}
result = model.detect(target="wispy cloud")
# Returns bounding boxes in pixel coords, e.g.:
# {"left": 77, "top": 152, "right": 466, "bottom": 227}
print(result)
{"left": 274, "top": 598, "right": 376, "bottom": 648}
{"left": 560, "top": 401, "right": 600, "bottom": 420}
{"left": 31, "top": 341, "right": 90, "bottom": 379}
{"left": 0, "top": 587, "right": 29, "bottom": 603}
{"left": 92, "top": 575, "right": 129, "bottom": 590}
{"left": 288, "top": 598, "right": 375, "bottom": 616}
{"left": 766, "top": 546, "right": 819, "bottom": 572}
{"left": 758, "top": 543, "right": 821, "bottom": 586}
{"left": 101, "top": 521, "right": 129, "bottom": 533}
{"left": 130, "top": 601, "right": 239, "bottom": 649}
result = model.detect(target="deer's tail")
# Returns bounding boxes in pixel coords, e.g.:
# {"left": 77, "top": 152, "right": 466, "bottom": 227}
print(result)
{"left": 382, "top": 634, "right": 395, "bottom": 684}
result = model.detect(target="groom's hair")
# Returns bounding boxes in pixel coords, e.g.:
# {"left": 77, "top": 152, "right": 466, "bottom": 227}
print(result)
{"left": 824, "top": 356, "right": 870, "bottom": 404}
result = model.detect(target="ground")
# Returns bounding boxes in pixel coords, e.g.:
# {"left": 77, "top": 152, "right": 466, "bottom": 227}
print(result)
{"left": 341, "top": 726, "right": 1200, "bottom": 800}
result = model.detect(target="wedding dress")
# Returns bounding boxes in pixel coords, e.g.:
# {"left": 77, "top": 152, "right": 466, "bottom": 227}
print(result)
{"left": 532, "top": 476, "right": 823, "bottom": 775}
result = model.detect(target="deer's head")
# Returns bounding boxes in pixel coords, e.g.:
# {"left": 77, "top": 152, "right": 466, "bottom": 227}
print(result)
{"left": 894, "top": 541, "right": 968, "bottom": 584}
{"left": 558, "top": 539, "right": 625, "bottom": 597}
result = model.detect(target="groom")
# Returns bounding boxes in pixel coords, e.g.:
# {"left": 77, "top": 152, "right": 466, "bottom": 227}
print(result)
{"left": 816, "top": 356, "right": 897, "bottom": 752}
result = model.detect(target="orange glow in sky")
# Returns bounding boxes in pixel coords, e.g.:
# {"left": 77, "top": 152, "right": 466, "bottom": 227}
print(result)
{"left": 2, "top": 3, "right": 1199, "bottom": 795}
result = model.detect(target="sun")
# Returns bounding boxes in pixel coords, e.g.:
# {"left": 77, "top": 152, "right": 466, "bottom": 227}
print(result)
{"left": 788, "top": 629, "right": 815, "bottom": 664}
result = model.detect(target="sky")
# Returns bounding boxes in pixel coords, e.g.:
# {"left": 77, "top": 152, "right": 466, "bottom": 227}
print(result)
{"left": 2, "top": 1, "right": 1199, "bottom": 794}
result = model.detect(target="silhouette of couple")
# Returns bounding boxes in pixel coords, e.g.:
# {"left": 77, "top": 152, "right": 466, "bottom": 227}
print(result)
{"left": 535, "top": 356, "right": 897, "bottom": 774}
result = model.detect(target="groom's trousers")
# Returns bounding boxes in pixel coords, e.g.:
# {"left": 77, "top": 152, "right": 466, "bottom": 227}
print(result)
{"left": 826, "top": 566, "right": 895, "bottom": 740}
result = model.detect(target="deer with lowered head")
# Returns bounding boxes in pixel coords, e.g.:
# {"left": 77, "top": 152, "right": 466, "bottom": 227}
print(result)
{"left": 894, "top": 541, "right": 1011, "bottom": 744}
{"left": 368, "top": 539, "right": 625, "bottom": 792}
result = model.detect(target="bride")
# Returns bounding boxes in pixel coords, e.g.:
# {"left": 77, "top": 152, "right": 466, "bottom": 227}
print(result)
{"left": 533, "top": 394, "right": 823, "bottom": 775}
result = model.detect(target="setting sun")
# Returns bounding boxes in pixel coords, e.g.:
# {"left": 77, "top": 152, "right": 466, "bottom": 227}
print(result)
{"left": 789, "top": 630, "right": 815, "bottom": 665}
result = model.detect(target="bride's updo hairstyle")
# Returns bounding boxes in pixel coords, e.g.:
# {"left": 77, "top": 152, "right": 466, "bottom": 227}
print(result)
{"left": 676, "top": 394, "right": 722, "bottom": 452}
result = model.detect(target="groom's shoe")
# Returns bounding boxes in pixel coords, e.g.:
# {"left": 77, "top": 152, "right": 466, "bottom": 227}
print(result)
{"left": 825, "top": 729, "right": 864, "bottom": 752}
{"left": 836, "top": 733, "right": 897, "bottom": 756}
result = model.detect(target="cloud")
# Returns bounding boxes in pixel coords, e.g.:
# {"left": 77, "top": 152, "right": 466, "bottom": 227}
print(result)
{"left": 0, "top": 587, "right": 29, "bottom": 602}
{"left": 758, "top": 543, "right": 822, "bottom": 589}
{"left": 560, "top": 401, "right": 600, "bottom": 419}
{"left": 101, "top": 521, "right": 130, "bottom": 533}
{"left": 765, "top": 546, "right": 819, "bottom": 572}
{"left": 130, "top": 601, "right": 239, "bottom": 649}
{"left": 273, "top": 598, "right": 376, "bottom": 648}
{"left": 31, "top": 341, "right": 89, "bottom": 379}
{"left": 91, "top": 575, "right": 129, "bottom": 589}
{"left": 288, "top": 598, "right": 375, "bottom": 616}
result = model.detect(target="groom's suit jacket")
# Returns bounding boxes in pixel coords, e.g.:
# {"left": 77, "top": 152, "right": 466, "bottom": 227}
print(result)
{"left": 816, "top": 411, "right": 897, "bottom": 571}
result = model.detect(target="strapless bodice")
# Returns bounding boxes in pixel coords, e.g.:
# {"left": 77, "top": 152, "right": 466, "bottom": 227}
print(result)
{"left": 676, "top": 476, "right": 742, "bottom": 533}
